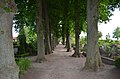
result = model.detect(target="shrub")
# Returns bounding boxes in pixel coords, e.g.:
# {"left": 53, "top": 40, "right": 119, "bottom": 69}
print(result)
{"left": 15, "top": 58, "right": 31, "bottom": 76}
{"left": 115, "top": 56, "right": 120, "bottom": 68}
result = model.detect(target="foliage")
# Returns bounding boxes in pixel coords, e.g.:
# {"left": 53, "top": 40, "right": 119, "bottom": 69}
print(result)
{"left": 80, "top": 36, "right": 87, "bottom": 45}
{"left": 71, "top": 35, "right": 75, "bottom": 47}
{"left": 99, "top": 40, "right": 111, "bottom": 55}
{"left": 99, "top": 1, "right": 112, "bottom": 23}
{"left": 98, "top": 31, "right": 103, "bottom": 39}
{"left": 80, "top": 36, "right": 87, "bottom": 51}
{"left": 15, "top": 58, "right": 31, "bottom": 76}
{"left": 111, "top": 40, "right": 120, "bottom": 44}
{"left": 24, "top": 26, "right": 37, "bottom": 51}
{"left": 115, "top": 56, "right": 120, "bottom": 68}
{"left": 99, "top": 40, "right": 120, "bottom": 56}
{"left": 13, "top": 0, "right": 120, "bottom": 45}
{"left": 13, "top": 41, "right": 18, "bottom": 47}
{"left": 99, "top": 40, "right": 105, "bottom": 46}
{"left": 14, "top": 0, "right": 36, "bottom": 34}
{"left": 99, "top": 0, "right": 120, "bottom": 23}
{"left": 113, "top": 27, "right": 120, "bottom": 40}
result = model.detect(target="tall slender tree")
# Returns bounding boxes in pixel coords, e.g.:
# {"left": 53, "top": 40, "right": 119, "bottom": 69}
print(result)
{"left": 0, "top": 0, "right": 19, "bottom": 79}
{"left": 84, "top": 0, "right": 103, "bottom": 71}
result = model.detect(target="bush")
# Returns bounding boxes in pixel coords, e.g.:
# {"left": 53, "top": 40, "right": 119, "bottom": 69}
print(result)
{"left": 115, "top": 56, "right": 120, "bottom": 68}
{"left": 15, "top": 58, "right": 31, "bottom": 76}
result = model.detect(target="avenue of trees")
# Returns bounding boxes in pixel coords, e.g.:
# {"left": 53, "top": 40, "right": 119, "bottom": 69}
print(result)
{"left": 0, "top": 0, "right": 120, "bottom": 79}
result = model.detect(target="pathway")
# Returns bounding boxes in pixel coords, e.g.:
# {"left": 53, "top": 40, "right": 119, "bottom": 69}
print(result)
{"left": 21, "top": 44, "right": 120, "bottom": 79}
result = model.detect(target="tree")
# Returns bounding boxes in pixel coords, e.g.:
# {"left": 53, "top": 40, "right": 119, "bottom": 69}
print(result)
{"left": 14, "top": 0, "right": 36, "bottom": 55}
{"left": 98, "top": 31, "right": 102, "bottom": 39}
{"left": 43, "top": 0, "right": 52, "bottom": 54}
{"left": 113, "top": 27, "right": 120, "bottom": 40}
{"left": 72, "top": 0, "right": 87, "bottom": 57}
{"left": 72, "top": 0, "right": 81, "bottom": 57}
{"left": 63, "top": 0, "right": 72, "bottom": 52}
{"left": 84, "top": 0, "right": 103, "bottom": 71}
{"left": 18, "top": 27, "right": 27, "bottom": 54}
{"left": 0, "top": 0, "right": 19, "bottom": 79}
{"left": 36, "top": 0, "right": 46, "bottom": 62}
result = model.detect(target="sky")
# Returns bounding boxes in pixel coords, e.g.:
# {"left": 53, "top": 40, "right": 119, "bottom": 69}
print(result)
{"left": 12, "top": 8, "right": 120, "bottom": 39}
{"left": 81, "top": 8, "right": 120, "bottom": 40}
{"left": 98, "top": 8, "right": 120, "bottom": 40}
{"left": 12, "top": 27, "right": 19, "bottom": 37}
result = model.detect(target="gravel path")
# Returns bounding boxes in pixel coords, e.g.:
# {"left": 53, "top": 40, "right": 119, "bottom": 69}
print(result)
{"left": 21, "top": 44, "right": 120, "bottom": 79}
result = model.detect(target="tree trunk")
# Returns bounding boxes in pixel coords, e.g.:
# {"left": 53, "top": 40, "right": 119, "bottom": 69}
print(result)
{"left": 0, "top": 1, "right": 19, "bottom": 78}
{"left": 64, "top": 0, "right": 69, "bottom": 48}
{"left": 72, "top": 0, "right": 81, "bottom": 57}
{"left": 18, "top": 28, "right": 27, "bottom": 54}
{"left": 36, "top": 0, "right": 46, "bottom": 63}
{"left": 84, "top": 0, "right": 103, "bottom": 71}
{"left": 43, "top": 0, "right": 52, "bottom": 54}
{"left": 72, "top": 29, "right": 81, "bottom": 57}
{"left": 62, "top": 24, "right": 65, "bottom": 45}
{"left": 51, "top": 34, "right": 55, "bottom": 50}
{"left": 66, "top": 29, "right": 72, "bottom": 52}
{"left": 49, "top": 23, "right": 52, "bottom": 51}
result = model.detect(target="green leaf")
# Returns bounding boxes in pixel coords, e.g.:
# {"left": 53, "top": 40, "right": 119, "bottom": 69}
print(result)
{"left": 4, "top": 7, "right": 11, "bottom": 12}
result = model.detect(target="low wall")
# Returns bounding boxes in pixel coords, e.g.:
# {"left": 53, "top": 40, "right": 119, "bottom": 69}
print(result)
{"left": 101, "top": 56, "right": 115, "bottom": 65}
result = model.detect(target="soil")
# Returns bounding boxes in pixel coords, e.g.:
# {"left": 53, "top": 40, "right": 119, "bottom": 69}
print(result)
{"left": 21, "top": 44, "right": 120, "bottom": 79}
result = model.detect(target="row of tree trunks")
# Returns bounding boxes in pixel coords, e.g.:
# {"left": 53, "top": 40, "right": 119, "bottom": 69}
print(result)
{"left": 0, "top": 1, "right": 104, "bottom": 79}
{"left": 36, "top": 0, "right": 57, "bottom": 63}
{"left": 0, "top": 0, "right": 19, "bottom": 79}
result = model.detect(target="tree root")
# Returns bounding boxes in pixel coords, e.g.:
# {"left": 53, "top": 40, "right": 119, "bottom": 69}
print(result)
{"left": 72, "top": 53, "right": 85, "bottom": 57}
{"left": 36, "top": 57, "right": 47, "bottom": 63}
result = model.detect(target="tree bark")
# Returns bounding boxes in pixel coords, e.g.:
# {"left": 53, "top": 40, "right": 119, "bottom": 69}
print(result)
{"left": 36, "top": 0, "right": 46, "bottom": 63}
{"left": 0, "top": 1, "right": 19, "bottom": 78}
{"left": 66, "top": 28, "right": 72, "bottom": 52}
{"left": 51, "top": 34, "right": 55, "bottom": 50}
{"left": 43, "top": 0, "right": 52, "bottom": 55}
{"left": 72, "top": 27, "right": 81, "bottom": 57}
{"left": 49, "top": 22, "right": 52, "bottom": 51}
{"left": 62, "top": 24, "right": 65, "bottom": 45}
{"left": 64, "top": 0, "right": 69, "bottom": 48}
{"left": 72, "top": 0, "right": 81, "bottom": 57}
{"left": 84, "top": 0, "right": 103, "bottom": 71}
